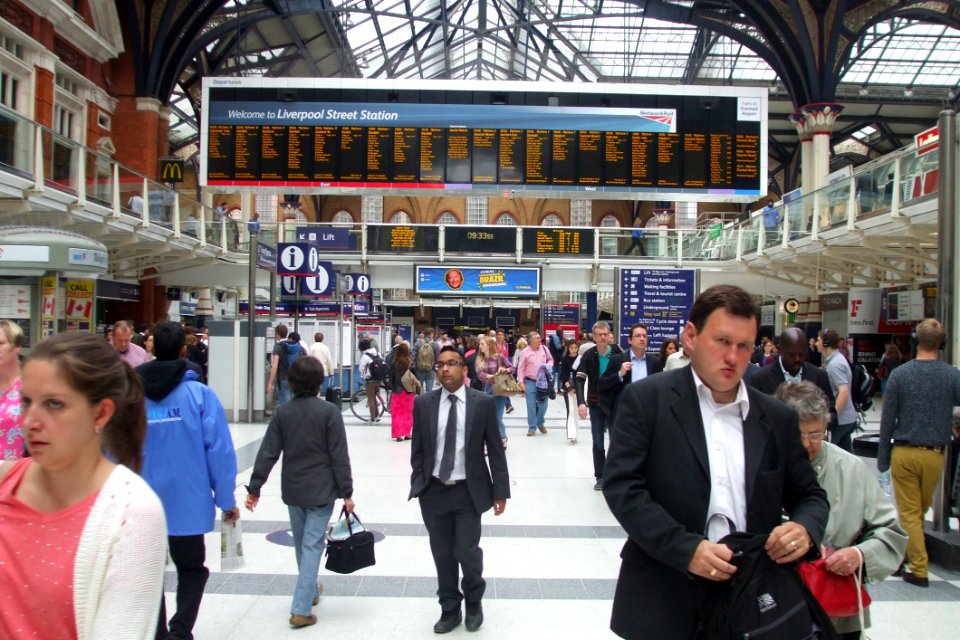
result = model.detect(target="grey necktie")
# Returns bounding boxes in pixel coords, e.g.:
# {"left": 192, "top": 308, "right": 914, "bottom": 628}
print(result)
{"left": 438, "top": 395, "right": 458, "bottom": 482}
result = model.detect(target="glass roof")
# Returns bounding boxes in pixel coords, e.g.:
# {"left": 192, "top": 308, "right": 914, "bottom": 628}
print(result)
{"left": 167, "top": 1, "right": 960, "bottom": 152}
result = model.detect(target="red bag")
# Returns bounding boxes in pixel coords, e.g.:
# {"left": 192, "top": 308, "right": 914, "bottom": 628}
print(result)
{"left": 797, "top": 556, "right": 871, "bottom": 618}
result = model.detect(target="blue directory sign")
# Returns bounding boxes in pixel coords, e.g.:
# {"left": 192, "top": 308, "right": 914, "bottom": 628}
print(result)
{"left": 296, "top": 226, "right": 351, "bottom": 250}
{"left": 618, "top": 269, "right": 696, "bottom": 351}
{"left": 415, "top": 266, "right": 540, "bottom": 297}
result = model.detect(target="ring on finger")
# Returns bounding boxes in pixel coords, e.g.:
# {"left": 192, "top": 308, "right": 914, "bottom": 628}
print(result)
{"left": 790, "top": 540, "right": 798, "bottom": 550}
{"left": 709, "top": 568, "right": 717, "bottom": 577}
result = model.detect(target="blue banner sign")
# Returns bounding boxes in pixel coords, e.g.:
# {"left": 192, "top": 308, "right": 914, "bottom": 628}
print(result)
{"left": 296, "top": 226, "right": 351, "bottom": 250}
{"left": 618, "top": 269, "right": 696, "bottom": 351}
{"left": 239, "top": 302, "right": 355, "bottom": 316}
{"left": 256, "top": 242, "right": 277, "bottom": 271}
{"left": 415, "top": 266, "right": 540, "bottom": 297}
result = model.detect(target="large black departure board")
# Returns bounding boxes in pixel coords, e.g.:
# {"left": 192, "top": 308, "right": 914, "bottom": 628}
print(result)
{"left": 202, "top": 79, "right": 766, "bottom": 199}
{"left": 366, "top": 225, "right": 440, "bottom": 252}
{"left": 522, "top": 228, "right": 595, "bottom": 255}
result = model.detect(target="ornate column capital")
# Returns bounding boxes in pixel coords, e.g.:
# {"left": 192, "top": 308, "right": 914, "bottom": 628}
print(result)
{"left": 797, "top": 102, "right": 845, "bottom": 136}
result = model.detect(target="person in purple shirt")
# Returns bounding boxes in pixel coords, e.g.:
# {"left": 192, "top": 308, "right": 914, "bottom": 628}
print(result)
{"left": 112, "top": 320, "right": 150, "bottom": 368}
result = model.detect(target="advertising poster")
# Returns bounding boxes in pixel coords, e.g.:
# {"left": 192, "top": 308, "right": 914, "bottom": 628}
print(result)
{"left": 415, "top": 266, "right": 540, "bottom": 297}
{"left": 65, "top": 279, "right": 94, "bottom": 332}
{"left": 618, "top": 269, "right": 695, "bottom": 351}
{"left": 41, "top": 275, "right": 57, "bottom": 338}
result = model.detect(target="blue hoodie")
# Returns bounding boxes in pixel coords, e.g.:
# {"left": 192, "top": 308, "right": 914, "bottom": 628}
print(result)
{"left": 138, "top": 360, "right": 237, "bottom": 536}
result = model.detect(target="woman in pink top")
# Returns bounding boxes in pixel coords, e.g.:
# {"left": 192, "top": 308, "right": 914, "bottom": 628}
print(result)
{"left": 514, "top": 331, "right": 554, "bottom": 436}
{"left": 0, "top": 320, "right": 24, "bottom": 459}
{"left": 0, "top": 332, "right": 167, "bottom": 640}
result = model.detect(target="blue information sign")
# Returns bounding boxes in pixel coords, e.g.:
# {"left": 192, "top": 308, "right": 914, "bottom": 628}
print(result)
{"left": 415, "top": 266, "right": 540, "bottom": 297}
{"left": 256, "top": 242, "right": 277, "bottom": 271}
{"left": 296, "top": 226, "right": 351, "bottom": 250}
{"left": 618, "top": 269, "right": 696, "bottom": 351}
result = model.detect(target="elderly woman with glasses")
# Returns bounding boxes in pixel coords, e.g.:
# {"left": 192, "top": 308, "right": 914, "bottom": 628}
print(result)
{"left": 774, "top": 381, "right": 906, "bottom": 639}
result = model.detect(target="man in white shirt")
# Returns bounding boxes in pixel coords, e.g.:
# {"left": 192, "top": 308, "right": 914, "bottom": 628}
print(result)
{"left": 601, "top": 284, "right": 828, "bottom": 640}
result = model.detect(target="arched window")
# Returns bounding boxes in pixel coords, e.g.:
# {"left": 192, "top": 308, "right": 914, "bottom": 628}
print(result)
{"left": 542, "top": 213, "right": 563, "bottom": 226}
{"left": 331, "top": 210, "right": 354, "bottom": 224}
{"left": 600, "top": 214, "right": 621, "bottom": 255}
{"left": 390, "top": 210, "right": 411, "bottom": 224}
{"left": 494, "top": 213, "right": 517, "bottom": 225}
{"left": 437, "top": 212, "right": 458, "bottom": 225}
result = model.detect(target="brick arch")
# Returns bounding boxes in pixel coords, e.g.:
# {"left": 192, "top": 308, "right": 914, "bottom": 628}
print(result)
{"left": 435, "top": 211, "right": 461, "bottom": 224}
{"left": 541, "top": 212, "right": 564, "bottom": 226}
{"left": 389, "top": 209, "right": 412, "bottom": 223}
{"left": 493, "top": 212, "right": 517, "bottom": 225}
{"left": 330, "top": 210, "right": 355, "bottom": 223}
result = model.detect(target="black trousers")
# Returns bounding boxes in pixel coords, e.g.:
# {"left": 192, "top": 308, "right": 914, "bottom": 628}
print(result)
{"left": 156, "top": 534, "right": 209, "bottom": 640}
{"left": 419, "top": 480, "right": 485, "bottom": 613}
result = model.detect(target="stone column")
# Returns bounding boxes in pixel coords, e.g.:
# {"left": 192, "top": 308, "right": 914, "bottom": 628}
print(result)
{"left": 793, "top": 103, "right": 844, "bottom": 193}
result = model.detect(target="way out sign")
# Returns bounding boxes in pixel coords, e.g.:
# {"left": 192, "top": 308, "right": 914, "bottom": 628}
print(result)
{"left": 277, "top": 243, "right": 320, "bottom": 277}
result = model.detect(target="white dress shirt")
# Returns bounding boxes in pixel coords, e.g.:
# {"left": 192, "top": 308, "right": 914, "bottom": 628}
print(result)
{"left": 629, "top": 351, "right": 648, "bottom": 383}
{"left": 691, "top": 368, "right": 750, "bottom": 542}
{"left": 433, "top": 385, "right": 467, "bottom": 482}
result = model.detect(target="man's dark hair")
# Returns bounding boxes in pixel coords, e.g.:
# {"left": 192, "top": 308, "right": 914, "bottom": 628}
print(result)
{"left": 629, "top": 323, "right": 649, "bottom": 338}
{"left": 438, "top": 345, "right": 465, "bottom": 364}
{"left": 687, "top": 285, "right": 758, "bottom": 332}
{"left": 358, "top": 338, "right": 371, "bottom": 351}
{"left": 819, "top": 329, "right": 840, "bottom": 349}
{"left": 152, "top": 321, "right": 185, "bottom": 361}
{"left": 288, "top": 331, "right": 301, "bottom": 343}
{"left": 289, "top": 356, "right": 323, "bottom": 397}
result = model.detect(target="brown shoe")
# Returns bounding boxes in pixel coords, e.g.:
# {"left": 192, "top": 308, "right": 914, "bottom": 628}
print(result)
{"left": 538, "top": 425, "right": 548, "bottom": 434}
{"left": 290, "top": 614, "right": 317, "bottom": 628}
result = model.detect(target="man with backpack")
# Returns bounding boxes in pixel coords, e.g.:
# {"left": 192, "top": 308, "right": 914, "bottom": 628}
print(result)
{"left": 267, "top": 324, "right": 306, "bottom": 406}
{"left": 816, "top": 329, "right": 858, "bottom": 453}
{"left": 414, "top": 329, "right": 439, "bottom": 394}
{"left": 602, "top": 285, "right": 828, "bottom": 640}
{"left": 358, "top": 338, "right": 385, "bottom": 422}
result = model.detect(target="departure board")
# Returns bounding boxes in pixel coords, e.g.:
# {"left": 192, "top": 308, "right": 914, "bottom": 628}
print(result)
{"left": 522, "top": 228, "right": 595, "bottom": 255}
{"left": 366, "top": 225, "right": 440, "bottom": 252}
{"left": 202, "top": 78, "right": 766, "bottom": 199}
{"left": 445, "top": 226, "right": 516, "bottom": 254}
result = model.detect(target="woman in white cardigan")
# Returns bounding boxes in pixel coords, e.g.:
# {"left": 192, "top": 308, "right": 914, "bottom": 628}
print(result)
{"left": 775, "top": 381, "right": 907, "bottom": 640}
{"left": 0, "top": 332, "right": 167, "bottom": 640}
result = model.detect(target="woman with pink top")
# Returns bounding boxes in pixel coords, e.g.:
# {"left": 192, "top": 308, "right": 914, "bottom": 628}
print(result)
{"left": 0, "top": 332, "right": 167, "bottom": 640}
{"left": 0, "top": 320, "right": 24, "bottom": 460}
{"left": 475, "top": 337, "right": 514, "bottom": 447}
{"left": 495, "top": 329, "right": 515, "bottom": 414}
{"left": 514, "top": 331, "right": 554, "bottom": 436}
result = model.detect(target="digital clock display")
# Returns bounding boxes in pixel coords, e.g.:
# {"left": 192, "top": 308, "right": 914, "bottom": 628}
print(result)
{"left": 445, "top": 227, "right": 516, "bottom": 253}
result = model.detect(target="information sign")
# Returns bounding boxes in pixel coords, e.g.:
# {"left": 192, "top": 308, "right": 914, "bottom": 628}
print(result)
{"left": 618, "top": 269, "right": 696, "bottom": 351}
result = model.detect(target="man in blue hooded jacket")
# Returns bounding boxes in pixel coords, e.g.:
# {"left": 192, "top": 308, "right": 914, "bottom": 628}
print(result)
{"left": 137, "top": 321, "right": 238, "bottom": 640}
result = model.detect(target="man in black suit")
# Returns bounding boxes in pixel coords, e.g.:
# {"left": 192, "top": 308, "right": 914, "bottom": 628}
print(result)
{"left": 602, "top": 285, "right": 829, "bottom": 640}
{"left": 598, "top": 322, "right": 663, "bottom": 423}
{"left": 409, "top": 346, "right": 510, "bottom": 634}
{"left": 749, "top": 327, "right": 837, "bottom": 428}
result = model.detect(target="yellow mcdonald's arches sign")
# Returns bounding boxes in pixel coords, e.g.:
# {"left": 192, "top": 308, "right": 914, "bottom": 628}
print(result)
{"left": 160, "top": 158, "right": 184, "bottom": 182}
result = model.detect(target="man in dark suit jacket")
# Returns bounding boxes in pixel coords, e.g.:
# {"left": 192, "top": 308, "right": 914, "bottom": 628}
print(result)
{"left": 598, "top": 322, "right": 664, "bottom": 422}
{"left": 603, "top": 285, "right": 829, "bottom": 640}
{"left": 749, "top": 327, "right": 837, "bottom": 428}
{"left": 409, "top": 346, "right": 510, "bottom": 634}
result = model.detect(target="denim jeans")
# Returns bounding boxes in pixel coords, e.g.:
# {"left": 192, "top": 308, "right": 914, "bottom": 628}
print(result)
{"left": 417, "top": 368, "right": 436, "bottom": 393}
{"left": 484, "top": 386, "right": 508, "bottom": 438}
{"left": 276, "top": 379, "right": 292, "bottom": 405}
{"left": 288, "top": 502, "right": 335, "bottom": 616}
{"left": 523, "top": 379, "right": 548, "bottom": 431}
{"left": 588, "top": 405, "right": 609, "bottom": 481}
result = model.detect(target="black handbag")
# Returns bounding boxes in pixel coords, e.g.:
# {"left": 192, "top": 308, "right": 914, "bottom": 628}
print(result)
{"left": 325, "top": 507, "right": 376, "bottom": 574}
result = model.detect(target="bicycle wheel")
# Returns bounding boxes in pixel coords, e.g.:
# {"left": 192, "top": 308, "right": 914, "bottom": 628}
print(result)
{"left": 350, "top": 389, "right": 373, "bottom": 422}
{"left": 381, "top": 386, "right": 391, "bottom": 416}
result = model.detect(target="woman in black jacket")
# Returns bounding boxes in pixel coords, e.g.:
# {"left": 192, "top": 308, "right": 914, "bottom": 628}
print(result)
{"left": 558, "top": 338, "right": 580, "bottom": 420}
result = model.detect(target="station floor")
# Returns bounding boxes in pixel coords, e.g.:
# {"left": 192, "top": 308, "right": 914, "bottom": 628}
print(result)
{"left": 169, "top": 394, "right": 960, "bottom": 639}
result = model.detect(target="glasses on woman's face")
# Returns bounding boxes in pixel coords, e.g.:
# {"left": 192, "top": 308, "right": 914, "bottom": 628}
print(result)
{"left": 800, "top": 431, "right": 826, "bottom": 442}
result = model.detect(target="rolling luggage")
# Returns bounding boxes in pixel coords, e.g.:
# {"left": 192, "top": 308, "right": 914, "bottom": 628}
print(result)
{"left": 325, "top": 386, "right": 342, "bottom": 410}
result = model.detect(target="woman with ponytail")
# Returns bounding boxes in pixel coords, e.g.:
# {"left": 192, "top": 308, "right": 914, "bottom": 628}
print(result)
{"left": 0, "top": 332, "right": 167, "bottom": 640}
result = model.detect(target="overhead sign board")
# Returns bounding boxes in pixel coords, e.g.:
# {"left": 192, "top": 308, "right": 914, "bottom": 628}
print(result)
{"left": 160, "top": 158, "right": 184, "bottom": 182}
{"left": 915, "top": 125, "right": 939, "bottom": 156}
{"left": 415, "top": 265, "right": 540, "bottom": 297}
{"left": 256, "top": 242, "right": 277, "bottom": 271}
{"left": 276, "top": 242, "right": 320, "bottom": 276}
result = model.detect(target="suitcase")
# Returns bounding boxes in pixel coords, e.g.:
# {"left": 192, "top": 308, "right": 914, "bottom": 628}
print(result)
{"left": 325, "top": 386, "right": 342, "bottom": 411}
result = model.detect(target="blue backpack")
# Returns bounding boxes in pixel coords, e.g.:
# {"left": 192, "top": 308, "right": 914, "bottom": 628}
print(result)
{"left": 278, "top": 341, "right": 304, "bottom": 378}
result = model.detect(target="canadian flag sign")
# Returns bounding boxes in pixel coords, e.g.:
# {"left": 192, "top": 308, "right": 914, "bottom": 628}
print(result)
{"left": 65, "top": 279, "right": 95, "bottom": 327}
{"left": 41, "top": 276, "right": 56, "bottom": 321}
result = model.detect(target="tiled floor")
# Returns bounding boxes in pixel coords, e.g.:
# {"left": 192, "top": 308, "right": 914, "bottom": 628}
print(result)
{"left": 169, "top": 394, "right": 960, "bottom": 639}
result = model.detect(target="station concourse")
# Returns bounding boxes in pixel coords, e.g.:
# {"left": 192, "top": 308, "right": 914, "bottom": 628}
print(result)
{"left": 1, "top": 1, "right": 959, "bottom": 638}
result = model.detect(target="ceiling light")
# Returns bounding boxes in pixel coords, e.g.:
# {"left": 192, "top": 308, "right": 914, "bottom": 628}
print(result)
{"left": 858, "top": 86, "right": 869, "bottom": 96}
{"left": 903, "top": 87, "right": 914, "bottom": 98}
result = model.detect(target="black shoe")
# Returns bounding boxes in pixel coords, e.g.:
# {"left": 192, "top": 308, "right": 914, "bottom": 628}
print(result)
{"left": 593, "top": 480, "right": 603, "bottom": 491}
{"left": 434, "top": 610, "right": 462, "bottom": 634}
{"left": 465, "top": 602, "right": 483, "bottom": 632}
{"left": 892, "top": 562, "right": 905, "bottom": 577}
{"left": 902, "top": 572, "right": 929, "bottom": 588}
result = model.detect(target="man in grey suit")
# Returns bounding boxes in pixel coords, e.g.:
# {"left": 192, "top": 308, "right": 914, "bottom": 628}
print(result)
{"left": 410, "top": 346, "right": 510, "bottom": 633}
